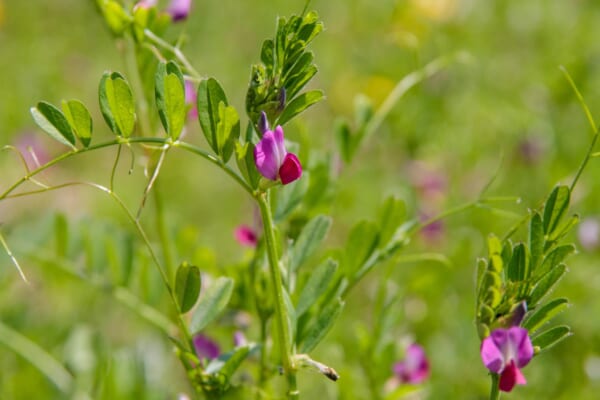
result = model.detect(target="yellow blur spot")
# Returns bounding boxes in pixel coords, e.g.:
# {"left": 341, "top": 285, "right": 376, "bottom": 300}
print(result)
{"left": 363, "top": 76, "right": 396, "bottom": 107}
{"left": 412, "top": 0, "right": 459, "bottom": 22}
{"left": 0, "top": 1, "right": 4, "bottom": 27}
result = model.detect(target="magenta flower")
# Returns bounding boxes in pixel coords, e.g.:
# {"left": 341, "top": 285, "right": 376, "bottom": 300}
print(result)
{"left": 253, "top": 126, "right": 302, "bottom": 185}
{"left": 184, "top": 80, "right": 198, "bottom": 120}
{"left": 167, "top": 0, "right": 192, "bottom": 21}
{"left": 480, "top": 327, "right": 534, "bottom": 392}
{"left": 235, "top": 225, "right": 258, "bottom": 247}
{"left": 393, "top": 343, "right": 430, "bottom": 384}
{"left": 193, "top": 334, "right": 220, "bottom": 361}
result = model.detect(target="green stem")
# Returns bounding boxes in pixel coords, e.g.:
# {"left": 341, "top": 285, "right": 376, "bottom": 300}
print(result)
{"left": 0, "top": 137, "right": 253, "bottom": 201}
{"left": 362, "top": 54, "right": 459, "bottom": 143}
{"left": 570, "top": 130, "right": 599, "bottom": 192}
{"left": 258, "top": 317, "right": 269, "bottom": 391}
{"left": 143, "top": 29, "right": 202, "bottom": 79}
{"left": 489, "top": 373, "right": 500, "bottom": 400}
{"left": 255, "top": 192, "right": 298, "bottom": 400}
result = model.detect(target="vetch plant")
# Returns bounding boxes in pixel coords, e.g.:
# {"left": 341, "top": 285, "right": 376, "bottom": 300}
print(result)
{"left": 0, "top": 1, "right": 597, "bottom": 400}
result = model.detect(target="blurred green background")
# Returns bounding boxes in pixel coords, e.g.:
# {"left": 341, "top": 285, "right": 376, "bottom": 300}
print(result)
{"left": 2, "top": 0, "right": 600, "bottom": 399}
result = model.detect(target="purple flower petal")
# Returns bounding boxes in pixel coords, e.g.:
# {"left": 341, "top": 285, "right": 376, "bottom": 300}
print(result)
{"left": 393, "top": 343, "right": 429, "bottom": 384}
{"left": 254, "top": 131, "right": 281, "bottom": 180}
{"left": 272, "top": 126, "right": 287, "bottom": 162}
{"left": 279, "top": 153, "right": 302, "bottom": 185}
{"left": 235, "top": 225, "right": 258, "bottom": 247}
{"left": 193, "top": 334, "right": 220, "bottom": 360}
{"left": 481, "top": 330, "right": 507, "bottom": 373}
{"left": 167, "top": 0, "right": 192, "bottom": 21}
{"left": 508, "top": 327, "right": 533, "bottom": 368}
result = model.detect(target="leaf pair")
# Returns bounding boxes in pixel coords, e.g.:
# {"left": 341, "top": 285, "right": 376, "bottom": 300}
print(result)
{"left": 31, "top": 100, "right": 93, "bottom": 149}
{"left": 197, "top": 78, "right": 240, "bottom": 162}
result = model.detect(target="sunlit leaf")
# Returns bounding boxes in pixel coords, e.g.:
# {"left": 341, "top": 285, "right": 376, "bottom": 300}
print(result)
{"left": 190, "top": 277, "right": 234, "bottom": 333}
{"left": 523, "top": 298, "right": 569, "bottom": 333}
{"left": 290, "top": 215, "right": 332, "bottom": 272}
{"left": 31, "top": 102, "right": 76, "bottom": 148}
{"left": 175, "top": 262, "right": 201, "bottom": 314}
{"left": 296, "top": 259, "right": 338, "bottom": 317}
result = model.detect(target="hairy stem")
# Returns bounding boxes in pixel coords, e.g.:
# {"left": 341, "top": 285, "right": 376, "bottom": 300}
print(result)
{"left": 489, "top": 373, "right": 500, "bottom": 400}
{"left": 0, "top": 137, "right": 253, "bottom": 201}
{"left": 256, "top": 192, "right": 298, "bottom": 400}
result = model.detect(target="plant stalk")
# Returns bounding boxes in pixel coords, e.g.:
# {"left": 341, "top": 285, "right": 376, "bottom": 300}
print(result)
{"left": 256, "top": 191, "right": 298, "bottom": 399}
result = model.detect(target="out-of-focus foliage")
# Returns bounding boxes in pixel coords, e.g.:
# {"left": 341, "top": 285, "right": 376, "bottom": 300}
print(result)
{"left": 2, "top": 0, "right": 600, "bottom": 399}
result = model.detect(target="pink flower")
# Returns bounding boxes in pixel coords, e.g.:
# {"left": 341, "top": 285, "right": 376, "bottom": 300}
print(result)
{"left": 134, "top": 0, "right": 158, "bottom": 9}
{"left": 185, "top": 80, "right": 198, "bottom": 119}
{"left": 480, "top": 327, "right": 534, "bottom": 392}
{"left": 393, "top": 343, "right": 430, "bottom": 384}
{"left": 578, "top": 218, "right": 600, "bottom": 251}
{"left": 193, "top": 334, "right": 220, "bottom": 360}
{"left": 233, "top": 331, "right": 247, "bottom": 347}
{"left": 167, "top": 0, "right": 192, "bottom": 22}
{"left": 235, "top": 225, "right": 258, "bottom": 247}
{"left": 253, "top": 125, "right": 302, "bottom": 185}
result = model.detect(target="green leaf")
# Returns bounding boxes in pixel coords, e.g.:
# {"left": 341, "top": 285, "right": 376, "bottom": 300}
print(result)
{"left": 99, "top": 0, "right": 131, "bottom": 36}
{"left": 529, "top": 264, "right": 567, "bottom": 306}
{"left": 539, "top": 244, "right": 576, "bottom": 275}
{"left": 285, "top": 64, "right": 318, "bottom": 100}
{"left": 543, "top": 186, "right": 570, "bottom": 234}
{"left": 99, "top": 72, "right": 136, "bottom": 137}
{"left": 506, "top": 242, "right": 529, "bottom": 281}
{"left": 276, "top": 90, "right": 324, "bottom": 127}
{"left": 297, "top": 12, "right": 323, "bottom": 44}
{"left": 296, "top": 259, "right": 338, "bottom": 317}
{"left": 198, "top": 78, "right": 228, "bottom": 153}
{"left": 235, "top": 141, "right": 260, "bottom": 189}
{"left": 532, "top": 325, "right": 572, "bottom": 352}
{"left": 487, "top": 234, "right": 503, "bottom": 257}
{"left": 299, "top": 298, "right": 344, "bottom": 353}
{"left": 523, "top": 298, "right": 569, "bottom": 333}
{"left": 344, "top": 220, "right": 379, "bottom": 277}
{"left": 175, "top": 263, "right": 201, "bottom": 314}
{"left": 547, "top": 214, "right": 579, "bottom": 244}
{"left": 282, "top": 51, "right": 314, "bottom": 83}
{"left": 205, "top": 345, "right": 254, "bottom": 380}
{"left": 335, "top": 119, "right": 355, "bottom": 163}
{"left": 260, "top": 39, "right": 275, "bottom": 74}
{"left": 529, "top": 212, "right": 544, "bottom": 271}
{"left": 215, "top": 102, "right": 240, "bottom": 162}
{"left": 155, "top": 61, "right": 186, "bottom": 139}
{"left": 290, "top": 215, "right": 332, "bottom": 272}
{"left": 62, "top": 100, "right": 92, "bottom": 147}
{"left": 377, "top": 197, "right": 407, "bottom": 246}
{"left": 31, "top": 102, "right": 76, "bottom": 148}
{"left": 190, "top": 277, "right": 234, "bottom": 334}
